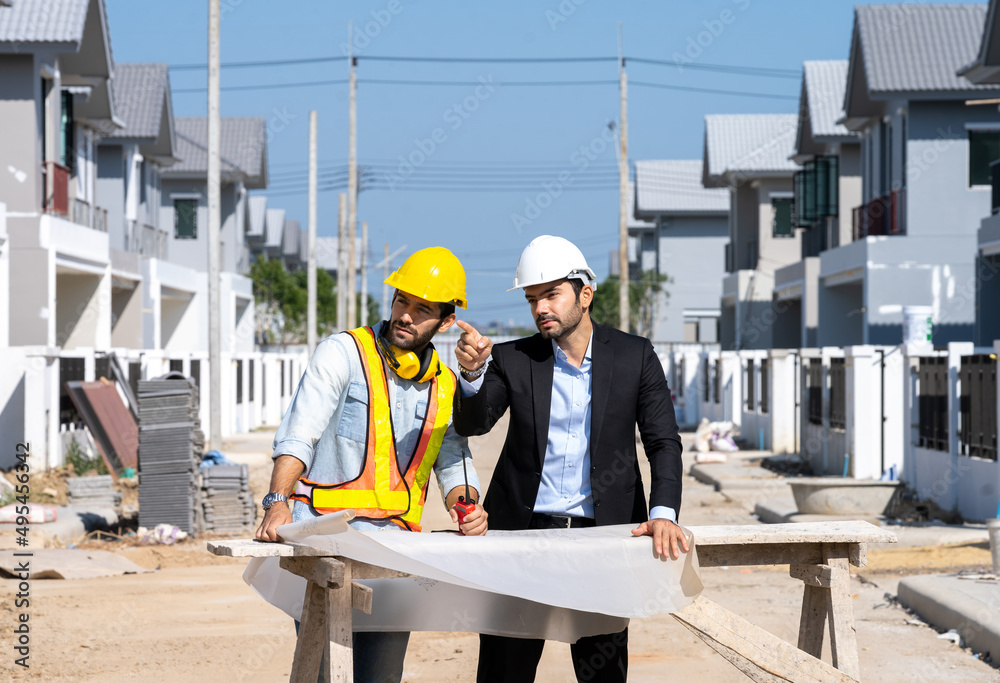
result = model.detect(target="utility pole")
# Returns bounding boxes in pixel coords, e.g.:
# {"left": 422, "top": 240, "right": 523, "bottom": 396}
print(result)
{"left": 617, "top": 23, "right": 630, "bottom": 333}
{"left": 378, "top": 243, "right": 407, "bottom": 320}
{"left": 382, "top": 242, "right": 390, "bottom": 320}
{"left": 359, "top": 221, "right": 368, "bottom": 327}
{"left": 307, "top": 110, "right": 317, "bottom": 355}
{"left": 347, "top": 212, "right": 356, "bottom": 328}
{"left": 207, "top": 0, "right": 222, "bottom": 450}
{"left": 336, "top": 193, "right": 347, "bottom": 331}
{"left": 347, "top": 22, "right": 359, "bottom": 331}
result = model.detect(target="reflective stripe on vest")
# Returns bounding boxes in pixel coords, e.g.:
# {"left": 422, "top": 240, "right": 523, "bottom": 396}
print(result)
{"left": 291, "top": 326, "right": 456, "bottom": 532}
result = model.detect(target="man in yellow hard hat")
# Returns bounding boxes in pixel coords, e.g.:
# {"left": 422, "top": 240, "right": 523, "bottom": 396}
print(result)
{"left": 256, "top": 246, "right": 487, "bottom": 683}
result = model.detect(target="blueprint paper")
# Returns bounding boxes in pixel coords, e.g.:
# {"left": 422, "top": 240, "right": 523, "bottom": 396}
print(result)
{"left": 244, "top": 511, "right": 702, "bottom": 642}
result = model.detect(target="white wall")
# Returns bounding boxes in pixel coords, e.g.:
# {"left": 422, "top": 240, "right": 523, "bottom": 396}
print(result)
{"left": 0, "top": 203, "right": 8, "bottom": 348}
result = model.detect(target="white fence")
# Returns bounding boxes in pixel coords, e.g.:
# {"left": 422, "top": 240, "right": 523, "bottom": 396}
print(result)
{"left": 656, "top": 340, "right": 1000, "bottom": 522}
{"left": 0, "top": 334, "right": 519, "bottom": 473}
{"left": 0, "top": 346, "right": 308, "bottom": 471}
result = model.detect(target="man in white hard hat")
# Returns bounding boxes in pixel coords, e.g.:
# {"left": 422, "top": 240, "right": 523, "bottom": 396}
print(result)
{"left": 453, "top": 234, "right": 686, "bottom": 683}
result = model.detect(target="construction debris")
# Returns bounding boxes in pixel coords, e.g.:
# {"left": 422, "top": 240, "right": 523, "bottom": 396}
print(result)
{"left": 67, "top": 475, "right": 122, "bottom": 510}
{"left": 0, "top": 549, "right": 153, "bottom": 580}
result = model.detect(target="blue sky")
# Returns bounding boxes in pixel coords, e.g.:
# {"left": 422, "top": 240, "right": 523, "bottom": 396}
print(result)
{"left": 105, "top": 0, "right": 957, "bottom": 328}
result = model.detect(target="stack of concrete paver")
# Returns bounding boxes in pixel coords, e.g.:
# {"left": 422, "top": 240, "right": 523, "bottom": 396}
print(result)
{"left": 66, "top": 475, "right": 122, "bottom": 510}
{"left": 200, "top": 464, "right": 255, "bottom": 534}
{"left": 136, "top": 377, "right": 205, "bottom": 535}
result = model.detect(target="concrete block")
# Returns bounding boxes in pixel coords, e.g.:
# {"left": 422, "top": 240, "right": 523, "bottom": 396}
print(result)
{"left": 898, "top": 574, "right": 1000, "bottom": 662}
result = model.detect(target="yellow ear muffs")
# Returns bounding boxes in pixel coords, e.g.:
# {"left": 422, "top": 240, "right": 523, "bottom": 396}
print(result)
{"left": 376, "top": 335, "right": 440, "bottom": 383}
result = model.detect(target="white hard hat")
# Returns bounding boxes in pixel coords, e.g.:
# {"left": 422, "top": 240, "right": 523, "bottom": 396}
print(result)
{"left": 508, "top": 235, "right": 598, "bottom": 292}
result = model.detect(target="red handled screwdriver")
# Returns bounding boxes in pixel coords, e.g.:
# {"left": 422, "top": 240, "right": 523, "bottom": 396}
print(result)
{"left": 454, "top": 453, "right": 475, "bottom": 534}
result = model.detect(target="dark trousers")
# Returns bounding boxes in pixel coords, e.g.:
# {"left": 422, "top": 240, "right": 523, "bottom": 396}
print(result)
{"left": 477, "top": 513, "right": 627, "bottom": 682}
{"left": 477, "top": 629, "right": 628, "bottom": 683}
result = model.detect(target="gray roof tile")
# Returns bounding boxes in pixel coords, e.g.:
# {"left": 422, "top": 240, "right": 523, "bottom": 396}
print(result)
{"left": 165, "top": 117, "right": 268, "bottom": 188}
{"left": 246, "top": 195, "right": 267, "bottom": 238}
{"left": 703, "top": 114, "right": 799, "bottom": 186}
{"left": 802, "top": 61, "right": 853, "bottom": 139}
{"left": 856, "top": 4, "right": 996, "bottom": 93}
{"left": 282, "top": 219, "right": 299, "bottom": 257}
{"left": 106, "top": 63, "right": 169, "bottom": 140}
{"left": 0, "top": 0, "right": 89, "bottom": 44}
{"left": 264, "top": 208, "right": 285, "bottom": 248}
{"left": 634, "top": 160, "right": 729, "bottom": 217}
{"left": 959, "top": 0, "right": 1000, "bottom": 83}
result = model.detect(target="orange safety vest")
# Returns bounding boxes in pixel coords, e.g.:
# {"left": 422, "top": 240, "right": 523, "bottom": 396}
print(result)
{"left": 291, "top": 326, "right": 456, "bottom": 532}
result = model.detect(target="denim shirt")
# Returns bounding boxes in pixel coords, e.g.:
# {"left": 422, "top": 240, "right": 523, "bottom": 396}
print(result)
{"left": 273, "top": 322, "right": 479, "bottom": 528}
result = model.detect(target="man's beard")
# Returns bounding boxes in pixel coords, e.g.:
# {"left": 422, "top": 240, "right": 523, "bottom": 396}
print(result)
{"left": 535, "top": 305, "right": 583, "bottom": 340}
{"left": 385, "top": 319, "right": 437, "bottom": 351}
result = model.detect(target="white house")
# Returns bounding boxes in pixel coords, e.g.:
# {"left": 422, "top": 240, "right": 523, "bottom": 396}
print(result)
{"left": 773, "top": 60, "right": 861, "bottom": 349}
{"left": 632, "top": 161, "right": 729, "bottom": 343}
{"left": 702, "top": 114, "right": 801, "bottom": 350}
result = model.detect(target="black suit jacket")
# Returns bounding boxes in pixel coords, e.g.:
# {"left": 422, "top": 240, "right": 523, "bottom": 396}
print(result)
{"left": 453, "top": 322, "right": 683, "bottom": 531}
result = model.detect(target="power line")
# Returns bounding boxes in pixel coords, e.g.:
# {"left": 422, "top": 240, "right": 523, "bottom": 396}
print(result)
{"left": 171, "top": 55, "right": 349, "bottom": 70}
{"left": 363, "top": 55, "right": 616, "bottom": 64}
{"left": 167, "top": 53, "right": 800, "bottom": 79}
{"left": 631, "top": 80, "right": 797, "bottom": 101}
{"left": 173, "top": 76, "right": 794, "bottom": 99}
{"left": 174, "top": 79, "right": 348, "bottom": 93}
{"left": 627, "top": 57, "right": 800, "bottom": 78}
{"left": 173, "top": 77, "right": 618, "bottom": 93}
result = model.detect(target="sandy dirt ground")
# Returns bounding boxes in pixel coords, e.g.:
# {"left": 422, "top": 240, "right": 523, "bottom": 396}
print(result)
{"left": 1, "top": 418, "right": 997, "bottom": 682}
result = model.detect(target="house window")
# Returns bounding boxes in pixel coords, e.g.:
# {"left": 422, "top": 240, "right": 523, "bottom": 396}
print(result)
{"left": 793, "top": 156, "right": 838, "bottom": 227}
{"left": 236, "top": 359, "right": 243, "bottom": 405}
{"left": 969, "top": 130, "right": 1000, "bottom": 187}
{"left": 60, "top": 91, "right": 74, "bottom": 172}
{"left": 772, "top": 197, "right": 794, "bottom": 238}
{"left": 174, "top": 199, "right": 197, "bottom": 239}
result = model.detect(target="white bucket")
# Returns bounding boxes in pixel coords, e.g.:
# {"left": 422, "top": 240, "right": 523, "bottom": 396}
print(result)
{"left": 902, "top": 306, "right": 933, "bottom": 344}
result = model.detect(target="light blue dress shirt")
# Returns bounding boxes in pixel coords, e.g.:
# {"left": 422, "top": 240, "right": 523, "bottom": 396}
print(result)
{"left": 532, "top": 337, "right": 594, "bottom": 516}
{"left": 461, "top": 333, "right": 676, "bottom": 523}
{"left": 273, "top": 322, "right": 479, "bottom": 528}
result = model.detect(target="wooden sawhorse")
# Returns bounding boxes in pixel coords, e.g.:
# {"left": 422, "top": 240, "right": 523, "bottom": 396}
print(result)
{"left": 677, "top": 520, "right": 896, "bottom": 682}
{"left": 208, "top": 539, "right": 408, "bottom": 683}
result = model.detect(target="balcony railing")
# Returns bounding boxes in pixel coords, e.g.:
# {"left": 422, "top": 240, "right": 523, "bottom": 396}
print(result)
{"left": 43, "top": 161, "right": 70, "bottom": 216}
{"left": 71, "top": 198, "right": 108, "bottom": 232}
{"left": 852, "top": 189, "right": 905, "bottom": 241}
{"left": 128, "top": 220, "right": 169, "bottom": 260}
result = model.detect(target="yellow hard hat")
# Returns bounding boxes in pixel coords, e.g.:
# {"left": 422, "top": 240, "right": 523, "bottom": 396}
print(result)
{"left": 384, "top": 246, "right": 468, "bottom": 309}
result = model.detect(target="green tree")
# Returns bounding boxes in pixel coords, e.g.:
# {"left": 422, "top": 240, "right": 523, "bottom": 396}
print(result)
{"left": 250, "top": 255, "right": 297, "bottom": 345}
{"left": 290, "top": 267, "right": 338, "bottom": 338}
{"left": 251, "top": 255, "right": 381, "bottom": 345}
{"left": 590, "top": 270, "right": 671, "bottom": 338}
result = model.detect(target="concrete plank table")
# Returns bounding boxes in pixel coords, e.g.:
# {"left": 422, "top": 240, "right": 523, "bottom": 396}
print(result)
{"left": 677, "top": 520, "right": 896, "bottom": 683}
{"left": 208, "top": 520, "right": 895, "bottom": 683}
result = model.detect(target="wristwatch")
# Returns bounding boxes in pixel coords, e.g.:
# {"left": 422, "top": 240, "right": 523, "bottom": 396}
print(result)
{"left": 459, "top": 363, "right": 487, "bottom": 380}
{"left": 261, "top": 492, "right": 288, "bottom": 511}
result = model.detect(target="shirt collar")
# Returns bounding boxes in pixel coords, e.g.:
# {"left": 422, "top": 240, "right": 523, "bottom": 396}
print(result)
{"left": 551, "top": 331, "right": 593, "bottom": 364}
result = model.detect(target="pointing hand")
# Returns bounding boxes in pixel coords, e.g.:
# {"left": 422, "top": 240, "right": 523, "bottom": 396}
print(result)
{"left": 455, "top": 320, "right": 492, "bottom": 373}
